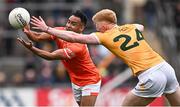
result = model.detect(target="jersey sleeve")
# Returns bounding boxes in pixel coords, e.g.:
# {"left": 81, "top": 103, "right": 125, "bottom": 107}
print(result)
{"left": 63, "top": 43, "right": 83, "bottom": 59}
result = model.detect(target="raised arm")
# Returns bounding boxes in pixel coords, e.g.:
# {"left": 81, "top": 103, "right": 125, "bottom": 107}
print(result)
{"left": 17, "top": 38, "right": 70, "bottom": 60}
{"left": 30, "top": 16, "right": 100, "bottom": 44}
{"left": 47, "top": 28, "right": 99, "bottom": 44}
{"left": 23, "top": 25, "right": 52, "bottom": 42}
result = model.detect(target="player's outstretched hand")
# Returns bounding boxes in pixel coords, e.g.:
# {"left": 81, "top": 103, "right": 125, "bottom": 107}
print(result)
{"left": 17, "top": 37, "right": 33, "bottom": 49}
{"left": 30, "top": 16, "right": 48, "bottom": 32}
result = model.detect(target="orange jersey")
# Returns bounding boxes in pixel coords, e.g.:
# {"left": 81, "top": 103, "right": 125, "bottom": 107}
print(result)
{"left": 94, "top": 24, "right": 164, "bottom": 75}
{"left": 51, "top": 27, "right": 101, "bottom": 86}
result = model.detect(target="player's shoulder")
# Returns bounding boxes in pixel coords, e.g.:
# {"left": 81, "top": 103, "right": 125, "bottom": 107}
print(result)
{"left": 118, "top": 24, "right": 135, "bottom": 29}
{"left": 118, "top": 24, "right": 144, "bottom": 31}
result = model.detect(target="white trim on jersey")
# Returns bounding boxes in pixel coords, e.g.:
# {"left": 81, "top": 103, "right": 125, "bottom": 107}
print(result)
{"left": 63, "top": 48, "right": 72, "bottom": 59}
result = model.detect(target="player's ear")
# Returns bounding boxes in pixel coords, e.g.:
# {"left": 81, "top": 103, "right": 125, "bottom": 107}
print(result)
{"left": 80, "top": 25, "right": 85, "bottom": 32}
{"left": 102, "top": 24, "right": 107, "bottom": 30}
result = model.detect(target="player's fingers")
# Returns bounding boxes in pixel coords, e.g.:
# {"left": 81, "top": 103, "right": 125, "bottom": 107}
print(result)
{"left": 16, "top": 38, "right": 30, "bottom": 48}
{"left": 31, "top": 17, "right": 38, "bottom": 22}
{"left": 17, "top": 38, "right": 23, "bottom": 44}
{"left": 17, "top": 37, "right": 23, "bottom": 41}
{"left": 21, "top": 38, "right": 29, "bottom": 45}
{"left": 31, "top": 16, "right": 41, "bottom": 22}
{"left": 21, "top": 39, "right": 26, "bottom": 44}
{"left": 26, "top": 39, "right": 31, "bottom": 43}
{"left": 23, "top": 40, "right": 30, "bottom": 46}
{"left": 30, "top": 22, "right": 40, "bottom": 27}
{"left": 39, "top": 16, "right": 46, "bottom": 25}
{"left": 31, "top": 19, "right": 39, "bottom": 25}
{"left": 30, "top": 18, "right": 40, "bottom": 25}
{"left": 17, "top": 37, "right": 21, "bottom": 42}
{"left": 39, "top": 16, "right": 44, "bottom": 22}
{"left": 31, "top": 17, "right": 42, "bottom": 24}
{"left": 32, "top": 16, "right": 39, "bottom": 20}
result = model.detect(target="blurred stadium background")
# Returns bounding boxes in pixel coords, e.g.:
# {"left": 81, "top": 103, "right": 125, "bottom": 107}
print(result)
{"left": 0, "top": 0, "right": 180, "bottom": 106}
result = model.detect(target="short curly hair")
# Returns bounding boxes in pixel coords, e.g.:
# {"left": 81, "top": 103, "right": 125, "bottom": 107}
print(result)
{"left": 72, "top": 10, "right": 87, "bottom": 26}
{"left": 92, "top": 9, "right": 117, "bottom": 24}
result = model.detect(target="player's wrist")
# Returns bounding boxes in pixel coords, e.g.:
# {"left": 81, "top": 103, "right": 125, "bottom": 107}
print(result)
{"left": 45, "top": 26, "right": 50, "bottom": 33}
{"left": 29, "top": 42, "right": 33, "bottom": 49}
{"left": 29, "top": 45, "right": 34, "bottom": 50}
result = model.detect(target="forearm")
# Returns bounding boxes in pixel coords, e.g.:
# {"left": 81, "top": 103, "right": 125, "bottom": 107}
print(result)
{"left": 46, "top": 27, "right": 81, "bottom": 43}
{"left": 29, "top": 46, "right": 59, "bottom": 60}
{"left": 46, "top": 27, "right": 100, "bottom": 44}
{"left": 26, "top": 31, "right": 51, "bottom": 42}
{"left": 26, "top": 31, "right": 40, "bottom": 42}
{"left": 31, "top": 16, "right": 99, "bottom": 44}
{"left": 30, "top": 46, "right": 53, "bottom": 60}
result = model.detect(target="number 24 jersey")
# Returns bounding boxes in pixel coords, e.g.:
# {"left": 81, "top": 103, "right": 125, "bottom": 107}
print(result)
{"left": 94, "top": 24, "right": 164, "bottom": 75}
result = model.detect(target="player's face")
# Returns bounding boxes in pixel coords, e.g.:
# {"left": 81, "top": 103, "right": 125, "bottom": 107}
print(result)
{"left": 66, "top": 15, "right": 84, "bottom": 33}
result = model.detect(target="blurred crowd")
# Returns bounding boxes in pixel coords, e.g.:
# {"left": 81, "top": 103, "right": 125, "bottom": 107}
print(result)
{"left": 0, "top": 0, "right": 180, "bottom": 87}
